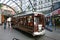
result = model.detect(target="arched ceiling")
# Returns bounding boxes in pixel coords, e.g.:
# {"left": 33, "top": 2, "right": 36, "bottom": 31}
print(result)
{"left": 0, "top": 0, "right": 23, "bottom": 13}
{"left": 0, "top": 0, "right": 34, "bottom": 14}
{"left": 0, "top": 0, "right": 59, "bottom": 15}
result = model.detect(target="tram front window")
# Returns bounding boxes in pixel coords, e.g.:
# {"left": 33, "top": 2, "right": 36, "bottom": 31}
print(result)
{"left": 34, "top": 17, "right": 39, "bottom": 24}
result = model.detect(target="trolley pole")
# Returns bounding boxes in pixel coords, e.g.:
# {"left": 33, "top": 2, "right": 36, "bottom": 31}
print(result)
{"left": 29, "top": 0, "right": 36, "bottom": 12}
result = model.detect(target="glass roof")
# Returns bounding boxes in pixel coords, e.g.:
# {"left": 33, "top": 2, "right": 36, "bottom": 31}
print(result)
{"left": 0, "top": 0, "right": 23, "bottom": 13}
{"left": 0, "top": 0, "right": 34, "bottom": 13}
{"left": 0, "top": 0, "right": 59, "bottom": 14}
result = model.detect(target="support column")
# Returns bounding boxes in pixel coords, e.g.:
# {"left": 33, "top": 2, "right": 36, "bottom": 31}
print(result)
{"left": 0, "top": 13, "right": 1, "bottom": 24}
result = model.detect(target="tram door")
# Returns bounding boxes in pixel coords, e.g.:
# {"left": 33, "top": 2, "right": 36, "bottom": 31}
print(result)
{"left": 34, "top": 15, "right": 45, "bottom": 32}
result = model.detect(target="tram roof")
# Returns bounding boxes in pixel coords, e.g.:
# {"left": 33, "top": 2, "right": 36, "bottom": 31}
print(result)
{"left": 13, "top": 11, "right": 44, "bottom": 17}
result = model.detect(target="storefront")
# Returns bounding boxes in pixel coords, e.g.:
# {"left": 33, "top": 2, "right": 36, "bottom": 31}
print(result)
{"left": 52, "top": 9, "right": 60, "bottom": 27}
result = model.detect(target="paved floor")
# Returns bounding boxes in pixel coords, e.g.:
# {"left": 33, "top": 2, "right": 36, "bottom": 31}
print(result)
{"left": 0, "top": 25, "right": 60, "bottom": 40}
{"left": 45, "top": 25, "right": 60, "bottom": 32}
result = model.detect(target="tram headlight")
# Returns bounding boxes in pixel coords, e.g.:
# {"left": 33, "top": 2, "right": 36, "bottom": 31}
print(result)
{"left": 38, "top": 24, "right": 42, "bottom": 31}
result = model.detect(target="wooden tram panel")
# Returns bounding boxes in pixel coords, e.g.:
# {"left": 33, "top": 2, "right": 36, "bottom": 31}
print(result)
{"left": 12, "top": 14, "right": 34, "bottom": 33}
{"left": 11, "top": 12, "right": 45, "bottom": 36}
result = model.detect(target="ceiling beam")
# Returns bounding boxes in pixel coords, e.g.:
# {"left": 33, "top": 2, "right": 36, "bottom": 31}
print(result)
{"left": 18, "top": 0, "right": 23, "bottom": 11}
{"left": 28, "top": 0, "right": 35, "bottom": 11}
{"left": 12, "top": 0, "right": 23, "bottom": 12}
{"left": 5, "top": 0, "right": 10, "bottom": 4}
{"left": 0, "top": 0, "right": 24, "bottom": 13}
{"left": 5, "top": 0, "right": 23, "bottom": 12}
{"left": 1, "top": 3, "right": 17, "bottom": 13}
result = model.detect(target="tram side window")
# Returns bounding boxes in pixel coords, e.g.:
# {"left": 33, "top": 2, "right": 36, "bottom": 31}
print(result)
{"left": 27, "top": 16, "right": 33, "bottom": 26}
{"left": 23, "top": 16, "right": 27, "bottom": 26}
{"left": 20, "top": 18, "right": 23, "bottom": 25}
{"left": 15, "top": 18, "right": 18, "bottom": 25}
{"left": 18, "top": 17, "right": 21, "bottom": 26}
{"left": 11, "top": 18, "right": 16, "bottom": 25}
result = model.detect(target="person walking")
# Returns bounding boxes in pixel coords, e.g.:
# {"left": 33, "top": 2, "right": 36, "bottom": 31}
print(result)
{"left": 4, "top": 20, "right": 6, "bottom": 29}
{"left": 7, "top": 17, "right": 11, "bottom": 29}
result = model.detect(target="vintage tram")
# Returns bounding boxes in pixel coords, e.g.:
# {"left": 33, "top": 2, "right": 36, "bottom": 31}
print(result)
{"left": 11, "top": 12, "right": 45, "bottom": 36}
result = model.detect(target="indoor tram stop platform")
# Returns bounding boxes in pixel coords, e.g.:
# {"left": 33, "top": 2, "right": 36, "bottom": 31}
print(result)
{"left": 0, "top": 0, "right": 60, "bottom": 40}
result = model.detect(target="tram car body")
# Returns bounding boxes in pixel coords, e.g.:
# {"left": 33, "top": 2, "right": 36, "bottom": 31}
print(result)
{"left": 11, "top": 12, "right": 45, "bottom": 36}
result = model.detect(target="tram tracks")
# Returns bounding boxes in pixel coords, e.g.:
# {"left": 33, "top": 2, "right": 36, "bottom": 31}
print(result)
{"left": 33, "top": 35, "right": 57, "bottom": 40}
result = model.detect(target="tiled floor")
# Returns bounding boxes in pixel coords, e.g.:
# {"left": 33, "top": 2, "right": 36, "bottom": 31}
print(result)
{"left": 0, "top": 25, "right": 60, "bottom": 40}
